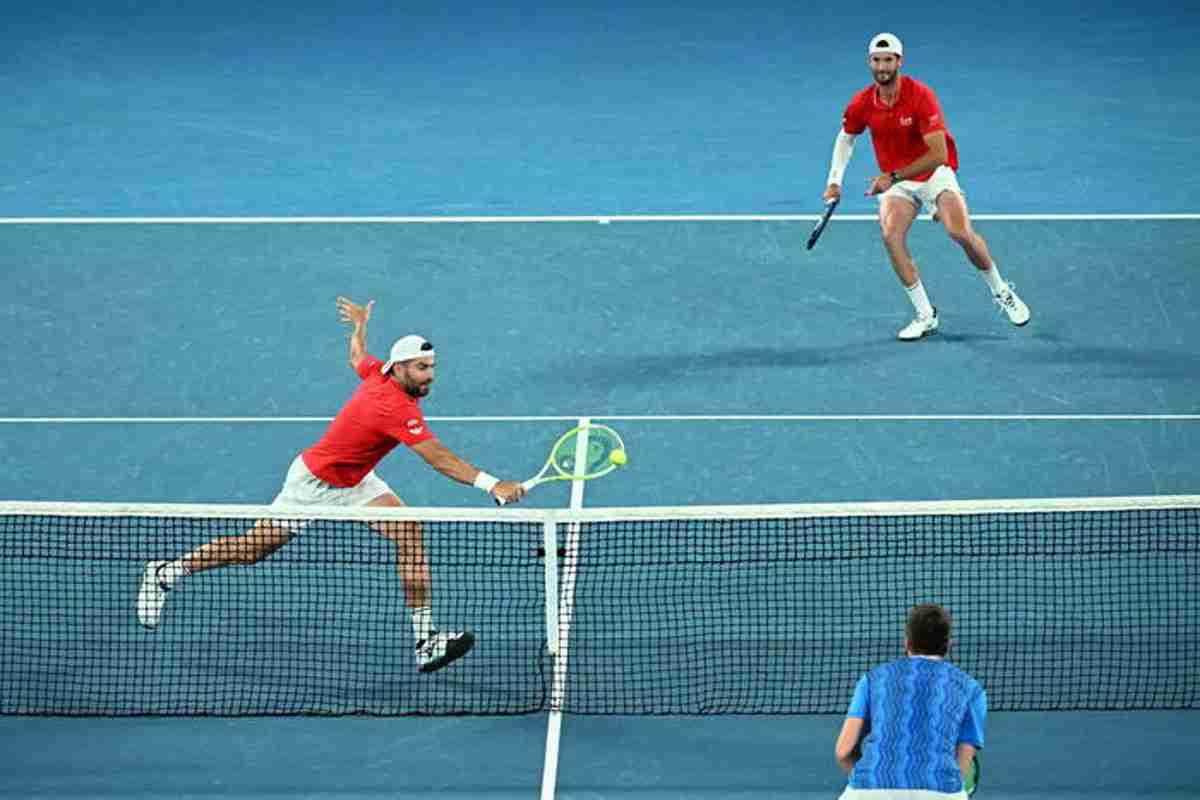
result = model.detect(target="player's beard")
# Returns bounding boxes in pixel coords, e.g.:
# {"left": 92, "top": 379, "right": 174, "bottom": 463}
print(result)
{"left": 404, "top": 377, "right": 432, "bottom": 398}
{"left": 873, "top": 68, "right": 897, "bottom": 86}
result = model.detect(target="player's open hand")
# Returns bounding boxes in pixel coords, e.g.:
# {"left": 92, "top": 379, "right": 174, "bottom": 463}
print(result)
{"left": 337, "top": 296, "right": 374, "bottom": 327}
{"left": 492, "top": 480, "right": 526, "bottom": 505}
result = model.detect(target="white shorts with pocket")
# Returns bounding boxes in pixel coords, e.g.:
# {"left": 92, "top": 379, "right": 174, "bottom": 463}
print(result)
{"left": 878, "top": 165, "right": 964, "bottom": 213}
{"left": 271, "top": 455, "right": 395, "bottom": 508}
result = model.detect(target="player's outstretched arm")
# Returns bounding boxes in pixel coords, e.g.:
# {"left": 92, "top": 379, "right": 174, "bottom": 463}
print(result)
{"left": 411, "top": 439, "right": 526, "bottom": 504}
{"left": 337, "top": 296, "right": 374, "bottom": 370}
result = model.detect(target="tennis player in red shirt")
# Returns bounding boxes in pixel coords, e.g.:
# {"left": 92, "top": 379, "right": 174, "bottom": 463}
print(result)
{"left": 136, "top": 296, "right": 524, "bottom": 673}
{"left": 824, "top": 33, "right": 1031, "bottom": 340}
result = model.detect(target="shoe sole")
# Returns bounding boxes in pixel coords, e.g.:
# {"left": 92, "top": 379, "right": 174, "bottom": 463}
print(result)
{"left": 898, "top": 327, "right": 938, "bottom": 342}
{"left": 419, "top": 631, "right": 476, "bottom": 673}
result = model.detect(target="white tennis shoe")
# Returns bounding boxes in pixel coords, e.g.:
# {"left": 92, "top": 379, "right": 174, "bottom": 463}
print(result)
{"left": 136, "top": 560, "right": 171, "bottom": 630}
{"left": 897, "top": 308, "right": 939, "bottom": 341}
{"left": 994, "top": 283, "right": 1031, "bottom": 326}
{"left": 416, "top": 631, "right": 475, "bottom": 673}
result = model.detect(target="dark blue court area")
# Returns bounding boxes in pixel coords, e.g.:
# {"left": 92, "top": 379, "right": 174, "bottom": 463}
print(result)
{"left": 2, "top": 0, "right": 1198, "bottom": 798}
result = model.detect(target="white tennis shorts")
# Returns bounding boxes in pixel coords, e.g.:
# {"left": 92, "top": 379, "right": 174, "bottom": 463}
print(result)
{"left": 878, "top": 165, "right": 964, "bottom": 213}
{"left": 840, "top": 789, "right": 968, "bottom": 800}
{"left": 271, "top": 455, "right": 394, "bottom": 508}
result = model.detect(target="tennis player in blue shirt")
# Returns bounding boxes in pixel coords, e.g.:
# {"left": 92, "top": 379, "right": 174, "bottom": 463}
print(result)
{"left": 835, "top": 604, "right": 986, "bottom": 799}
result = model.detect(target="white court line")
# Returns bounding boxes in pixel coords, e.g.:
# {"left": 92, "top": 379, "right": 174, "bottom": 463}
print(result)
{"left": 0, "top": 414, "right": 1197, "bottom": 424}
{"left": 541, "top": 417, "right": 590, "bottom": 800}
{"left": 0, "top": 213, "right": 1199, "bottom": 224}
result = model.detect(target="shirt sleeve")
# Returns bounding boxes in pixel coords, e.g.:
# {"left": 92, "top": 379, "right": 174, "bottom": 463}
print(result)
{"left": 356, "top": 355, "right": 384, "bottom": 380}
{"left": 957, "top": 687, "right": 987, "bottom": 749}
{"left": 382, "top": 407, "right": 436, "bottom": 447}
{"left": 842, "top": 94, "right": 868, "bottom": 135}
{"left": 846, "top": 675, "right": 870, "bottom": 718}
{"left": 915, "top": 86, "right": 948, "bottom": 136}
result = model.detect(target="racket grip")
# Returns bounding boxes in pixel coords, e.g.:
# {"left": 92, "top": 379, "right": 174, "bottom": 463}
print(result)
{"left": 494, "top": 479, "right": 538, "bottom": 506}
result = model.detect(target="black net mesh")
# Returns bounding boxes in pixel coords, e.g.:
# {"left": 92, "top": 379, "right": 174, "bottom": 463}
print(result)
{"left": 1, "top": 504, "right": 1196, "bottom": 716}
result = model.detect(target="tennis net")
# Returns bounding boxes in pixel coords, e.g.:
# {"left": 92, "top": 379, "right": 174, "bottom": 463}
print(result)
{"left": 0, "top": 496, "right": 1196, "bottom": 716}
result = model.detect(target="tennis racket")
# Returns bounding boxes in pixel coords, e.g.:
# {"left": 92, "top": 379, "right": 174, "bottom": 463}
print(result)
{"left": 806, "top": 198, "right": 839, "bottom": 250}
{"left": 495, "top": 423, "right": 627, "bottom": 505}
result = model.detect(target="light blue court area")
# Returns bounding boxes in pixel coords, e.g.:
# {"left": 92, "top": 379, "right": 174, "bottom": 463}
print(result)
{"left": 1, "top": 220, "right": 1198, "bottom": 510}
{"left": 1, "top": 218, "right": 1197, "bottom": 800}
{"left": 5, "top": 0, "right": 1200, "bottom": 217}
{"left": 3, "top": 0, "right": 1200, "bottom": 796}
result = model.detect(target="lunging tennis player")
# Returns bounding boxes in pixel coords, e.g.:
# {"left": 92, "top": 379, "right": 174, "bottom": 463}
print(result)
{"left": 824, "top": 33, "right": 1031, "bottom": 340}
{"left": 835, "top": 604, "right": 986, "bottom": 799}
{"left": 136, "top": 296, "right": 525, "bottom": 673}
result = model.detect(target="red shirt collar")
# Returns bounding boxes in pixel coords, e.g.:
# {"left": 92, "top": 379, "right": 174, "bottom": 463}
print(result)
{"left": 873, "top": 75, "right": 904, "bottom": 109}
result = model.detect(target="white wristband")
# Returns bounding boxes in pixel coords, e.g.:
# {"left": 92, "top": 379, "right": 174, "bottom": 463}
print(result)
{"left": 473, "top": 471, "right": 499, "bottom": 493}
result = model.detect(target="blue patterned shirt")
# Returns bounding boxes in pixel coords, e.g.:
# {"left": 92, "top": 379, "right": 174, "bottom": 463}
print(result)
{"left": 846, "top": 656, "right": 986, "bottom": 792}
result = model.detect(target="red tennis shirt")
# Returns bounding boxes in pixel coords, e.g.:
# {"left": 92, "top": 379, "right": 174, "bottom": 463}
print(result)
{"left": 301, "top": 355, "right": 435, "bottom": 487}
{"left": 841, "top": 75, "right": 958, "bottom": 182}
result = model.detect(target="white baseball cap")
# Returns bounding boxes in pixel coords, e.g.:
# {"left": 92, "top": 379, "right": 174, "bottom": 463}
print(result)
{"left": 869, "top": 32, "right": 903, "bottom": 57}
{"left": 381, "top": 335, "right": 435, "bottom": 374}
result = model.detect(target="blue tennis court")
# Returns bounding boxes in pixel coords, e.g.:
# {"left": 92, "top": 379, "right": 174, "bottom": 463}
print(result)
{"left": 2, "top": 0, "right": 1198, "bottom": 797}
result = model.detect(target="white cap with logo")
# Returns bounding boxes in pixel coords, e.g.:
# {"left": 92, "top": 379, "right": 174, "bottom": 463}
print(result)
{"left": 869, "top": 32, "right": 903, "bottom": 57}
{"left": 381, "top": 335, "right": 435, "bottom": 375}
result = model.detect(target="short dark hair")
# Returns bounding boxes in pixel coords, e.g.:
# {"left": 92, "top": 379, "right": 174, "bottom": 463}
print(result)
{"left": 906, "top": 604, "right": 952, "bottom": 656}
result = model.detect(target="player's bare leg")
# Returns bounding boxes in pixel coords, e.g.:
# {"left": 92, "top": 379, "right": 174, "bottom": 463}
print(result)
{"left": 936, "top": 190, "right": 1029, "bottom": 325}
{"left": 934, "top": 190, "right": 994, "bottom": 271}
{"left": 183, "top": 521, "right": 295, "bottom": 571}
{"left": 137, "top": 521, "right": 295, "bottom": 629}
{"left": 880, "top": 196, "right": 938, "bottom": 340}
{"left": 368, "top": 492, "right": 474, "bottom": 672}
{"left": 880, "top": 194, "right": 921, "bottom": 286}
{"left": 367, "top": 492, "right": 430, "bottom": 609}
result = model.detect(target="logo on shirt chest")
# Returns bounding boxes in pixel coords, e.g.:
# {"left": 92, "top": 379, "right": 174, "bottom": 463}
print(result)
{"left": 899, "top": 115, "right": 913, "bottom": 126}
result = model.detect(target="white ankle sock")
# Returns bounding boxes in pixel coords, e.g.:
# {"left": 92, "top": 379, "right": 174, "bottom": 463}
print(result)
{"left": 904, "top": 281, "right": 934, "bottom": 318}
{"left": 980, "top": 262, "right": 1006, "bottom": 294}
{"left": 156, "top": 560, "right": 187, "bottom": 589}
{"left": 411, "top": 607, "right": 434, "bottom": 643}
